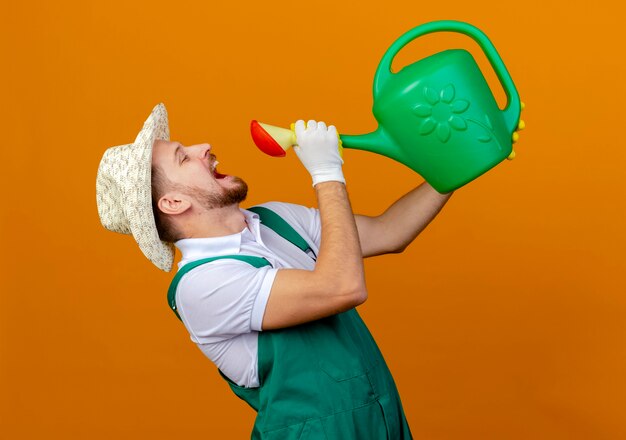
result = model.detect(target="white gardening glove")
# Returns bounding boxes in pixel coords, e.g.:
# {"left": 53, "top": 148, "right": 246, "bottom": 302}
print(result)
{"left": 293, "top": 119, "right": 345, "bottom": 187}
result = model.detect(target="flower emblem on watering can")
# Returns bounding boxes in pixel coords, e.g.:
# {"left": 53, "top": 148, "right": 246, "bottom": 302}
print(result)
{"left": 412, "top": 84, "right": 469, "bottom": 143}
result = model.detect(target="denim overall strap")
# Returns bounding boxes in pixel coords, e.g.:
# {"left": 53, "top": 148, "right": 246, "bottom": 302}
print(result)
{"left": 167, "top": 255, "right": 271, "bottom": 321}
{"left": 247, "top": 206, "right": 317, "bottom": 260}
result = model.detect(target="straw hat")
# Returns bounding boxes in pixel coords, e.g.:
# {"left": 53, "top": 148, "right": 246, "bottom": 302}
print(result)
{"left": 96, "top": 102, "right": 175, "bottom": 272}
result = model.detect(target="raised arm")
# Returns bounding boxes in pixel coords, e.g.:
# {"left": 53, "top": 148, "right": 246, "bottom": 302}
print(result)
{"left": 261, "top": 121, "right": 366, "bottom": 330}
{"left": 354, "top": 110, "right": 528, "bottom": 257}
{"left": 354, "top": 181, "right": 454, "bottom": 258}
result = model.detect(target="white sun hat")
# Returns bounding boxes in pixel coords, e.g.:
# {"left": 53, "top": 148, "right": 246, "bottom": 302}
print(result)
{"left": 96, "top": 102, "right": 175, "bottom": 272}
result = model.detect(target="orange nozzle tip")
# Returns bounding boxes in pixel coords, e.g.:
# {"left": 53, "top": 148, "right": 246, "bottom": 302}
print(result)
{"left": 250, "top": 120, "right": 286, "bottom": 157}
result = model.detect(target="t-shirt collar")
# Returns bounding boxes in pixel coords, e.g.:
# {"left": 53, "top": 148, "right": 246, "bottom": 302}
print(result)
{"left": 174, "top": 208, "right": 262, "bottom": 267}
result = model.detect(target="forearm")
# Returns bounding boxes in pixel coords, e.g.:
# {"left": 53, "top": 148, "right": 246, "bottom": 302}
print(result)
{"left": 314, "top": 181, "right": 366, "bottom": 295}
{"left": 379, "top": 181, "right": 453, "bottom": 252}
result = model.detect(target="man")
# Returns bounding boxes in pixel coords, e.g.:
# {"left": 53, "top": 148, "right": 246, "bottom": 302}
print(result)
{"left": 96, "top": 103, "right": 453, "bottom": 439}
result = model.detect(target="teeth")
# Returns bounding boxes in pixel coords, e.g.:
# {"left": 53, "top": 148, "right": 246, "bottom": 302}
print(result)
{"left": 211, "top": 160, "right": 219, "bottom": 172}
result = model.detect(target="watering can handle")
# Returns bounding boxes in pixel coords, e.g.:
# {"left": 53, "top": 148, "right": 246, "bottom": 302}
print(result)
{"left": 374, "top": 20, "right": 521, "bottom": 133}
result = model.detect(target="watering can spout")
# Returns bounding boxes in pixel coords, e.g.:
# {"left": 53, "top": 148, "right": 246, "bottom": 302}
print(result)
{"left": 339, "top": 128, "right": 403, "bottom": 162}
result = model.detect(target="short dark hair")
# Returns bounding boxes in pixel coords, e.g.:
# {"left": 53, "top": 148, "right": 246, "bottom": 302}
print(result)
{"left": 151, "top": 164, "right": 184, "bottom": 243}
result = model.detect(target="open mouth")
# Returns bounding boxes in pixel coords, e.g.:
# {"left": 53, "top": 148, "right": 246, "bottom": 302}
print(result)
{"left": 211, "top": 159, "right": 227, "bottom": 179}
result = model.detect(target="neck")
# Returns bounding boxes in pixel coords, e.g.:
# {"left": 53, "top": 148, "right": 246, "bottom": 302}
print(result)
{"left": 179, "top": 204, "right": 248, "bottom": 239}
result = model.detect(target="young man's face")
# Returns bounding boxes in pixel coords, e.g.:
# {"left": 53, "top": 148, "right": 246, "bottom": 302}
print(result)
{"left": 151, "top": 139, "right": 248, "bottom": 211}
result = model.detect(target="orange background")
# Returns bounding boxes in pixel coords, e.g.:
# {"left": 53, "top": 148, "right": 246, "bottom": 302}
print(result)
{"left": 2, "top": 0, "right": 625, "bottom": 438}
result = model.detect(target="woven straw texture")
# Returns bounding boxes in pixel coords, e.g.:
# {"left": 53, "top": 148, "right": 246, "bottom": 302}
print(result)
{"left": 96, "top": 103, "right": 175, "bottom": 272}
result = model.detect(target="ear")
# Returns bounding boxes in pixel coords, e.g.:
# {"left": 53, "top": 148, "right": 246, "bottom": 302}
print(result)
{"left": 156, "top": 191, "right": 192, "bottom": 216}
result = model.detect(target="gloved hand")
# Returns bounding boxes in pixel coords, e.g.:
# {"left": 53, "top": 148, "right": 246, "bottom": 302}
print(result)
{"left": 293, "top": 119, "right": 345, "bottom": 187}
{"left": 507, "top": 101, "right": 526, "bottom": 160}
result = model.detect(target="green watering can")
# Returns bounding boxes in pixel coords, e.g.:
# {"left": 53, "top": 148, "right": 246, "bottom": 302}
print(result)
{"left": 250, "top": 20, "right": 523, "bottom": 193}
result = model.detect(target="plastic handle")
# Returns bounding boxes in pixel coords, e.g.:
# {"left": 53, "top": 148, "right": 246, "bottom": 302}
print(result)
{"left": 373, "top": 20, "right": 521, "bottom": 132}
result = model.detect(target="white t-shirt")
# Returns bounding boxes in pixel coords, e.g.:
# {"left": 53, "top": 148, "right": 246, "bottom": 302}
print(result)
{"left": 173, "top": 201, "right": 321, "bottom": 388}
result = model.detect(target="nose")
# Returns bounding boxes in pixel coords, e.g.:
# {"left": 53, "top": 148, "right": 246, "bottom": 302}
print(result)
{"left": 191, "top": 143, "right": 211, "bottom": 158}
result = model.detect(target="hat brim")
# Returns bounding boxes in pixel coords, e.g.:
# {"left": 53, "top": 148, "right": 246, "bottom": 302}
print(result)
{"left": 125, "top": 103, "right": 175, "bottom": 272}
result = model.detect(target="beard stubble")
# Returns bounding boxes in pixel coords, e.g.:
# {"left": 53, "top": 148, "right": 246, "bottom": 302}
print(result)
{"left": 186, "top": 176, "right": 249, "bottom": 210}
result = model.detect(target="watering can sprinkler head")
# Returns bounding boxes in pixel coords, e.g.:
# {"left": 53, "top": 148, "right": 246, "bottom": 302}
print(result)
{"left": 251, "top": 120, "right": 345, "bottom": 159}
{"left": 250, "top": 120, "right": 295, "bottom": 157}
